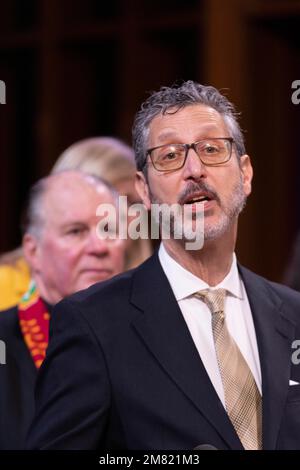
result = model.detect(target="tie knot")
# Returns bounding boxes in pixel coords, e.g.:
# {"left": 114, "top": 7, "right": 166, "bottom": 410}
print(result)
{"left": 195, "top": 288, "right": 226, "bottom": 315}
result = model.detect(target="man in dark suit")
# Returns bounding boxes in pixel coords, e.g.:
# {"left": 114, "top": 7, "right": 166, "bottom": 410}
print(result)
{"left": 27, "top": 81, "right": 300, "bottom": 450}
{"left": 0, "top": 171, "right": 126, "bottom": 449}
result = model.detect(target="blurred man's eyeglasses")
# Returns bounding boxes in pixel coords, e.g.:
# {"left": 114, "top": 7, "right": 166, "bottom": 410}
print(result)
{"left": 145, "top": 137, "right": 234, "bottom": 172}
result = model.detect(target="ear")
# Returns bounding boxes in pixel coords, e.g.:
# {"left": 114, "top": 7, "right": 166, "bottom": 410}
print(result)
{"left": 135, "top": 171, "right": 151, "bottom": 210}
{"left": 240, "top": 154, "right": 253, "bottom": 197}
{"left": 22, "top": 233, "right": 41, "bottom": 273}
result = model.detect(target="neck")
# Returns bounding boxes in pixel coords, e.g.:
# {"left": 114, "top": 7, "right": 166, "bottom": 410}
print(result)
{"left": 32, "top": 275, "right": 61, "bottom": 306}
{"left": 163, "top": 224, "right": 237, "bottom": 286}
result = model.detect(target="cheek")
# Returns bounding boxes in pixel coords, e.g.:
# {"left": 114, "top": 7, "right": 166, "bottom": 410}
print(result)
{"left": 39, "top": 240, "right": 61, "bottom": 272}
{"left": 41, "top": 240, "right": 81, "bottom": 278}
{"left": 218, "top": 168, "right": 242, "bottom": 193}
{"left": 61, "top": 249, "right": 86, "bottom": 276}
{"left": 110, "top": 242, "right": 126, "bottom": 270}
{"left": 148, "top": 173, "right": 180, "bottom": 202}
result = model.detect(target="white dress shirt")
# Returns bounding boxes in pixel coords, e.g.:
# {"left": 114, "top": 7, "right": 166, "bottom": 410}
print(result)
{"left": 158, "top": 243, "right": 262, "bottom": 406}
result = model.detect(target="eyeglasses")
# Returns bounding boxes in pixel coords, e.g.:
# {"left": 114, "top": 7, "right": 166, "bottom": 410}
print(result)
{"left": 146, "top": 137, "right": 234, "bottom": 172}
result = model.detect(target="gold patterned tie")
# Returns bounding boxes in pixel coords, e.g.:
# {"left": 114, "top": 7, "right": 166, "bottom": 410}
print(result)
{"left": 195, "top": 288, "right": 262, "bottom": 450}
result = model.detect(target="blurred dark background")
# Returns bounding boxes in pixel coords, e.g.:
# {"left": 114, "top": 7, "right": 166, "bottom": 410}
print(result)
{"left": 0, "top": 0, "right": 299, "bottom": 282}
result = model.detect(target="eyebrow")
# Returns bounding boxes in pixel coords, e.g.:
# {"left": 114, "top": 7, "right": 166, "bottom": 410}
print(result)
{"left": 60, "top": 221, "right": 88, "bottom": 230}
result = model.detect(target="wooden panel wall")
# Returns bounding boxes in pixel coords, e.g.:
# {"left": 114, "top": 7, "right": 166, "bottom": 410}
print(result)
{"left": 0, "top": 0, "right": 299, "bottom": 281}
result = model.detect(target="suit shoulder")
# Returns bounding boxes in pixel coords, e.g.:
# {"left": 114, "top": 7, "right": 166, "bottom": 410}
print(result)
{"left": 66, "top": 267, "right": 136, "bottom": 306}
{"left": 0, "top": 306, "right": 20, "bottom": 340}
{"left": 0, "top": 305, "right": 18, "bottom": 326}
{"left": 51, "top": 254, "right": 159, "bottom": 334}
{"left": 267, "top": 281, "right": 300, "bottom": 328}
{"left": 64, "top": 253, "right": 158, "bottom": 308}
{"left": 241, "top": 265, "right": 300, "bottom": 297}
{"left": 240, "top": 265, "right": 300, "bottom": 318}
{"left": 52, "top": 267, "right": 140, "bottom": 331}
{"left": 267, "top": 279, "right": 300, "bottom": 304}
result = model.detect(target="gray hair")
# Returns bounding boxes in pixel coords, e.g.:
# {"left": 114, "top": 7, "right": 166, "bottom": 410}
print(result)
{"left": 132, "top": 80, "right": 246, "bottom": 172}
{"left": 21, "top": 171, "right": 118, "bottom": 238}
{"left": 21, "top": 177, "right": 48, "bottom": 238}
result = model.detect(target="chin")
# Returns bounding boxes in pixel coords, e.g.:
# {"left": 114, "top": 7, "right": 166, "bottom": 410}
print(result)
{"left": 86, "top": 272, "right": 113, "bottom": 286}
{"left": 74, "top": 278, "right": 100, "bottom": 293}
{"left": 203, "top": 216, "right": 231, "bottom": 241}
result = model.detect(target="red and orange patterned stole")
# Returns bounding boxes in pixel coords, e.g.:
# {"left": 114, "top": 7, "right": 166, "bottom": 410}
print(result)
{"left": 18, "top": 281, "right": 50, "bottom": 369}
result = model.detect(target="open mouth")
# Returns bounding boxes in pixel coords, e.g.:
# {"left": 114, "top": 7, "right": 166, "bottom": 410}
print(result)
{"left": 183, "top": 194, "right": 212, "bottom": 204}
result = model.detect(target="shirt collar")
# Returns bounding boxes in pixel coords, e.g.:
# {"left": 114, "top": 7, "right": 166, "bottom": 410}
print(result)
{"left": 158, "top": 243, "right": 243, "bottom": 301}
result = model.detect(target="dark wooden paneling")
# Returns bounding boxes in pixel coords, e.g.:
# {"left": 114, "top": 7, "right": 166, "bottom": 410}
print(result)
{"left": 0, "top": 0, "right": 299, "bottom": 282}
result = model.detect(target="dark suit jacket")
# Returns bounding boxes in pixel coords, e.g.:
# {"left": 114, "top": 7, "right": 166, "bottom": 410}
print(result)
{"left": 0, "top": 307, "right": 37, "bottom": 449}
{"left": 27, "top": 253, "right": 300, "bottom": 450}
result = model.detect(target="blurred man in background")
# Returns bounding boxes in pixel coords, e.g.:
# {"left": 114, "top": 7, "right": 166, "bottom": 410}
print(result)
{"left": 0, "top": 170, "right": 126, "bottom": 449}
{"left": 0, "top": 137, "right": 152, "bottom": 310}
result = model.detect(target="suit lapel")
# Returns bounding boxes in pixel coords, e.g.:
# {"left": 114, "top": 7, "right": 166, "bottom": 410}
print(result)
{"left": 239, "top": 266, "right": 296, "bottom": 449}
{"left": 130, "top": 254, "right": 243, "bottom": 449}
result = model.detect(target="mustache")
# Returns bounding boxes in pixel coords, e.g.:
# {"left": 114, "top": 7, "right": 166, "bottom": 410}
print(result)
{"left": 178, "top": 181, "right": 220, "bottom": 205}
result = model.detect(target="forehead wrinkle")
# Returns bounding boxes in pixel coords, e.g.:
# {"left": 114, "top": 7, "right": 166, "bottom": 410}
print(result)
{"left": 42, "top": 179, "right": 115, "bottom": 231}
{"left": 155, "top": 124, "right": 224, "bottom": 145}
{"left": 149, "top": 106, "right": 229, "bottom": 148}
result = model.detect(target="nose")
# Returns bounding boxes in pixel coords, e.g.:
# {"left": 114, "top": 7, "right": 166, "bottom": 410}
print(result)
{"left": 182, "top": 146, "right": 207, "bottom": 180}
{"left": 87, "top": 228, "right": 110, "bottom": 257}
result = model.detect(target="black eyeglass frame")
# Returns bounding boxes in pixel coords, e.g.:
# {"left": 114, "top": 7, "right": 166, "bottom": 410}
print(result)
{"left": 144, "top": 137, "right": 235, "bottom": 172}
